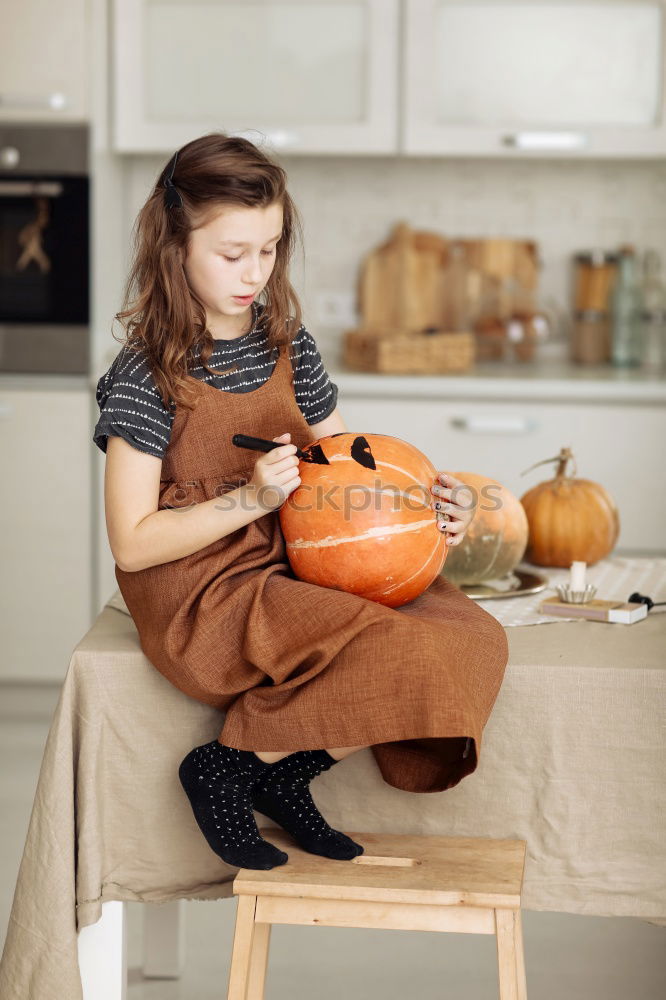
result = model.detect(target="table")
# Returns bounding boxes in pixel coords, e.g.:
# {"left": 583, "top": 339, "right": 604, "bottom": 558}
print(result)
{"left": 1, "top": 581, "right": 664, "bottom": 999}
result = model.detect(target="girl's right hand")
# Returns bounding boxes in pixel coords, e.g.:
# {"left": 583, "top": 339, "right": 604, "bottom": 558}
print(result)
{"left": 248, "top": 432, "right": 301, "bottom": 509}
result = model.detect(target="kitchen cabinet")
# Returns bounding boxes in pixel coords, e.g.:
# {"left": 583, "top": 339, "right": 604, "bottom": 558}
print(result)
{"left": 403, "top": 0, "right": 666, "bottom": 158}
{"left": 332, "top": 377, "right": 666, "bottom": 552}
{"left": 112, "top": 0, "right": 398, "bottom": 153}
{"left": 0, "top": 0, "right": 88, "bottom": 123}
{"left": 0, "top": 384, "right": 92, "bottom": 682}
{"left": 112, "top": 0, "right": 666, "bottom": 158}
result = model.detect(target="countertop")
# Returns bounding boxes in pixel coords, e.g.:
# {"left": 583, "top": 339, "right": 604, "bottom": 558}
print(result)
{"left": 325, "top": 358, "right": 666, "bottom": 404}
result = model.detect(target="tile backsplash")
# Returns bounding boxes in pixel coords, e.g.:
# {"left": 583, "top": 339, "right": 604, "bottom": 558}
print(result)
{"left": 125, "top": 154, "right": 666, "bottom": 365}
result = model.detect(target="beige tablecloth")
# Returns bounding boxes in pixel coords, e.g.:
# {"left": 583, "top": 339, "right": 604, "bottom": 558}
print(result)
{"left": 1, "top": 569, "right": 665, "bottom": 999}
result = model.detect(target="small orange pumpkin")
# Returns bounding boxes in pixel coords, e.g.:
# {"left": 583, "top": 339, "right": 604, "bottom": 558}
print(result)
{"left": 519, "top": 446, "right": 620, "bottom": 567}
{"left": 441, "top": 471, "right": 529, "bottom": 585}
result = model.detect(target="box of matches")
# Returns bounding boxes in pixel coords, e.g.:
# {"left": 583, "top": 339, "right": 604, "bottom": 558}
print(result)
{"left": 539, "top": 596, "right": 648, "bottom": 624}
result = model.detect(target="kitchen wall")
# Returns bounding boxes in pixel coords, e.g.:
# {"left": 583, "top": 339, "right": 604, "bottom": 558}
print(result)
{"left": 116, "top": 152, "right": 666, "bottom": 365}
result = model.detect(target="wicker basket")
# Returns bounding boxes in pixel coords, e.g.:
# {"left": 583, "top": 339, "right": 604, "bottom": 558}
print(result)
{"left": 343, "top": 327, "right": 476, "bottom": 374}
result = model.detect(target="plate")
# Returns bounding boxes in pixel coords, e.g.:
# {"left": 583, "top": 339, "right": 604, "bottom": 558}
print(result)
{"left": 441, "top": 565, "right": 550, "bottom": 600}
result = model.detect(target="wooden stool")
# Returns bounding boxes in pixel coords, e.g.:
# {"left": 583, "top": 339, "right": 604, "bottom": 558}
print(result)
{"left": 227, "top": 828, "right": 528, "bottom": 1000}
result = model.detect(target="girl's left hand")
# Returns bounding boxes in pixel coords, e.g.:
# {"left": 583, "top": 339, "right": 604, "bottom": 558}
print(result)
{"left": 430, "top": 472, "right": 476, "bottom": 547}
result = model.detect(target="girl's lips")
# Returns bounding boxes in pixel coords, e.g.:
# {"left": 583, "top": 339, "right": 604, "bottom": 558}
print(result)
{"left": 233, "top": 294, "right": 255, "bottom": 302}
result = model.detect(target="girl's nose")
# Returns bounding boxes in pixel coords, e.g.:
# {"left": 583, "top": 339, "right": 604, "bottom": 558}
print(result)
{"left": 243, "top": 258, "right": 263, "bottom": 283}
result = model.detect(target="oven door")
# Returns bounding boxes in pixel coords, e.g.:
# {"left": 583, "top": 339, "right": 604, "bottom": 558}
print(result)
{"left": 0, "top": 174, "right": 89, "bottom": 374}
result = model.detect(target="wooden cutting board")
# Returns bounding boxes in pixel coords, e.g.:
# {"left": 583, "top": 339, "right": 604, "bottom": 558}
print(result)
{"left": 356, "top": 221, "right": 538, "bottom": 333}
{"left": 359, "top": 222, "right": 449, "bottom": 331}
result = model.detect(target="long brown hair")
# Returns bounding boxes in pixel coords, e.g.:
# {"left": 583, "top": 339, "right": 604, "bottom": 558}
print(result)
{"left": 112, "top": 132, "right": 304, "bottom": 414}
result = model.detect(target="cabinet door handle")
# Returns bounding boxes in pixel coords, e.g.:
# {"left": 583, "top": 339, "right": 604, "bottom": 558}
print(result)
{"left": 501, "top": 131, "right": 587, "bottom": 151}
{"left": 450, "top": 415, "right": 536, "bottom": 434}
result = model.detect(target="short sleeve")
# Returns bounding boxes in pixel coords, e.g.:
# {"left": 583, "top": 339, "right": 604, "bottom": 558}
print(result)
{"left": 292, "top": 326, "right": 339, "bottom": 425}
{"left": 93, "top": 346, "right": 174, "bottom": 458}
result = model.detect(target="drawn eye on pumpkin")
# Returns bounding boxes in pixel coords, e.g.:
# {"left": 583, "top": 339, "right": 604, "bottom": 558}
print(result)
{"left": 350, "top": 435, "right": 376, "bottom": 471}
{"left": 302, "top": 442, "right": 330, "bottom": 465}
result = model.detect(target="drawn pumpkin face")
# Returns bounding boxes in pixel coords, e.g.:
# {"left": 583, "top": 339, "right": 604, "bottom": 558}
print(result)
{"left": 279, "top": 432, "right": 448, "bottom": 608}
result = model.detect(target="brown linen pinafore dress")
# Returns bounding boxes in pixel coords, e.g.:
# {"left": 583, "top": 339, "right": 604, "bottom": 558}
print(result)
{"left": 115, "top": 341, "right": 509, "bottom": 794}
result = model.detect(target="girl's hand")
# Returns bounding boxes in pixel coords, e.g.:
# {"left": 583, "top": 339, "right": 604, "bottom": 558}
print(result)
{"left": 248, "top": 432, "right": 301, "bottom": 510}
{"left": 429, "top": 471, "right": 475, "bottom": 547}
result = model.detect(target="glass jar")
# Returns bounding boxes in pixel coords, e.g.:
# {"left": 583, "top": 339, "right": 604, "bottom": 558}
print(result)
{"left": 640, "top": 248, "right": 666, "bottom": 374}
{"left": 571, "top": 309, "right": 610, "bottom": 364}
{"left": 610, "top": 249, "right": 644, "bottom": 367}
{"left": 573, "top": 250, "right": 618, "bottom": 312}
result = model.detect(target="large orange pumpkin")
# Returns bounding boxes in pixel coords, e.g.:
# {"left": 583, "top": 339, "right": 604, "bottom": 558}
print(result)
{"left": 441, "top": 472, "right": 529, "bottom": 585}
{"left": 279, "top": 432, "right": 447, "bottom": 607}
{"left": 519, "top": 446, "right": 620, "bottom": 566}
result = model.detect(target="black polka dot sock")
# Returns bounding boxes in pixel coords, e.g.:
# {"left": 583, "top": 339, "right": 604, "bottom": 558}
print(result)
{"left": 251, "top": 749, "right": 364, "bottom": 860}
{"left": 178, "top": 740, "right": 289, "bottom": 870}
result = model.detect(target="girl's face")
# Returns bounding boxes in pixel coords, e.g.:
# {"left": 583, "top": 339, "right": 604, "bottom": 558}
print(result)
{"left": 184, "top": 200, "right": 284, "bottom": 338}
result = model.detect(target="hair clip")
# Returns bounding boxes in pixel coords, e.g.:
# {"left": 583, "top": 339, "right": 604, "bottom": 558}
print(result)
{"left": 163, "top": 150, "right": 184, "bottom": 209}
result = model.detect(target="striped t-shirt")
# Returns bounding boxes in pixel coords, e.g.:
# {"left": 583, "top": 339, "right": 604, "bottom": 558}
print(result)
{"left": 93, "top": 305, "right": 338, "bottom": 459}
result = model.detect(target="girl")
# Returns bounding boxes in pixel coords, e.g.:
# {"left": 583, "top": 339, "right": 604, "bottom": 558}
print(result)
{"left": 94, "top": 133, "right": 508, "bottom": 873}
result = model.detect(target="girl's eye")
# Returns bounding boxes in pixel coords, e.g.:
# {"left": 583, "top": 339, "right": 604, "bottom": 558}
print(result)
{"left": 223, "top": 248, "right": 276, "bottom": 263}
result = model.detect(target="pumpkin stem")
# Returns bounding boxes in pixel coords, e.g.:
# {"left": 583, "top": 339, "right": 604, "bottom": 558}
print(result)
{"left": 520, "top": 446, "right": 577, "bottom": 479}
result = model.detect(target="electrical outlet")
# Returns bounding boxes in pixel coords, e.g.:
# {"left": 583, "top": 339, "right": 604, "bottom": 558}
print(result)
{"left": 314, "top": 291, "right": 358, "bottom": 328}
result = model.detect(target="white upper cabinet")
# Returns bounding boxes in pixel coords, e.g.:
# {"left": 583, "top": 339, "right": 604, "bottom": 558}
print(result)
{"left": 403, "top": 0, "right": 666, "bottom": 157}
{"left": 0, "top": 0, "right": 88, "bottom": 122}
{"left": 113, "top": 0, "right": 398, "bottom": 153}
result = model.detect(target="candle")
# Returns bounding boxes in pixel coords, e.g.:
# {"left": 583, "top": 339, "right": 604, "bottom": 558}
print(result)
{"left": 570, "top": 561, "right": 587, "bottom": 591}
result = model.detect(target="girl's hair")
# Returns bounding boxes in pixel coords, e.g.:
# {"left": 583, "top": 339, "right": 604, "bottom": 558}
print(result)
{"left": 113, "top": 132, "right": 304, "bottom": 414}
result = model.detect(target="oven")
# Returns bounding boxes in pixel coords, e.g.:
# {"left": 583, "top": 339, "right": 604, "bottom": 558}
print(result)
{"left": 0, "top": 124, "right": 89, "bottom": 374}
